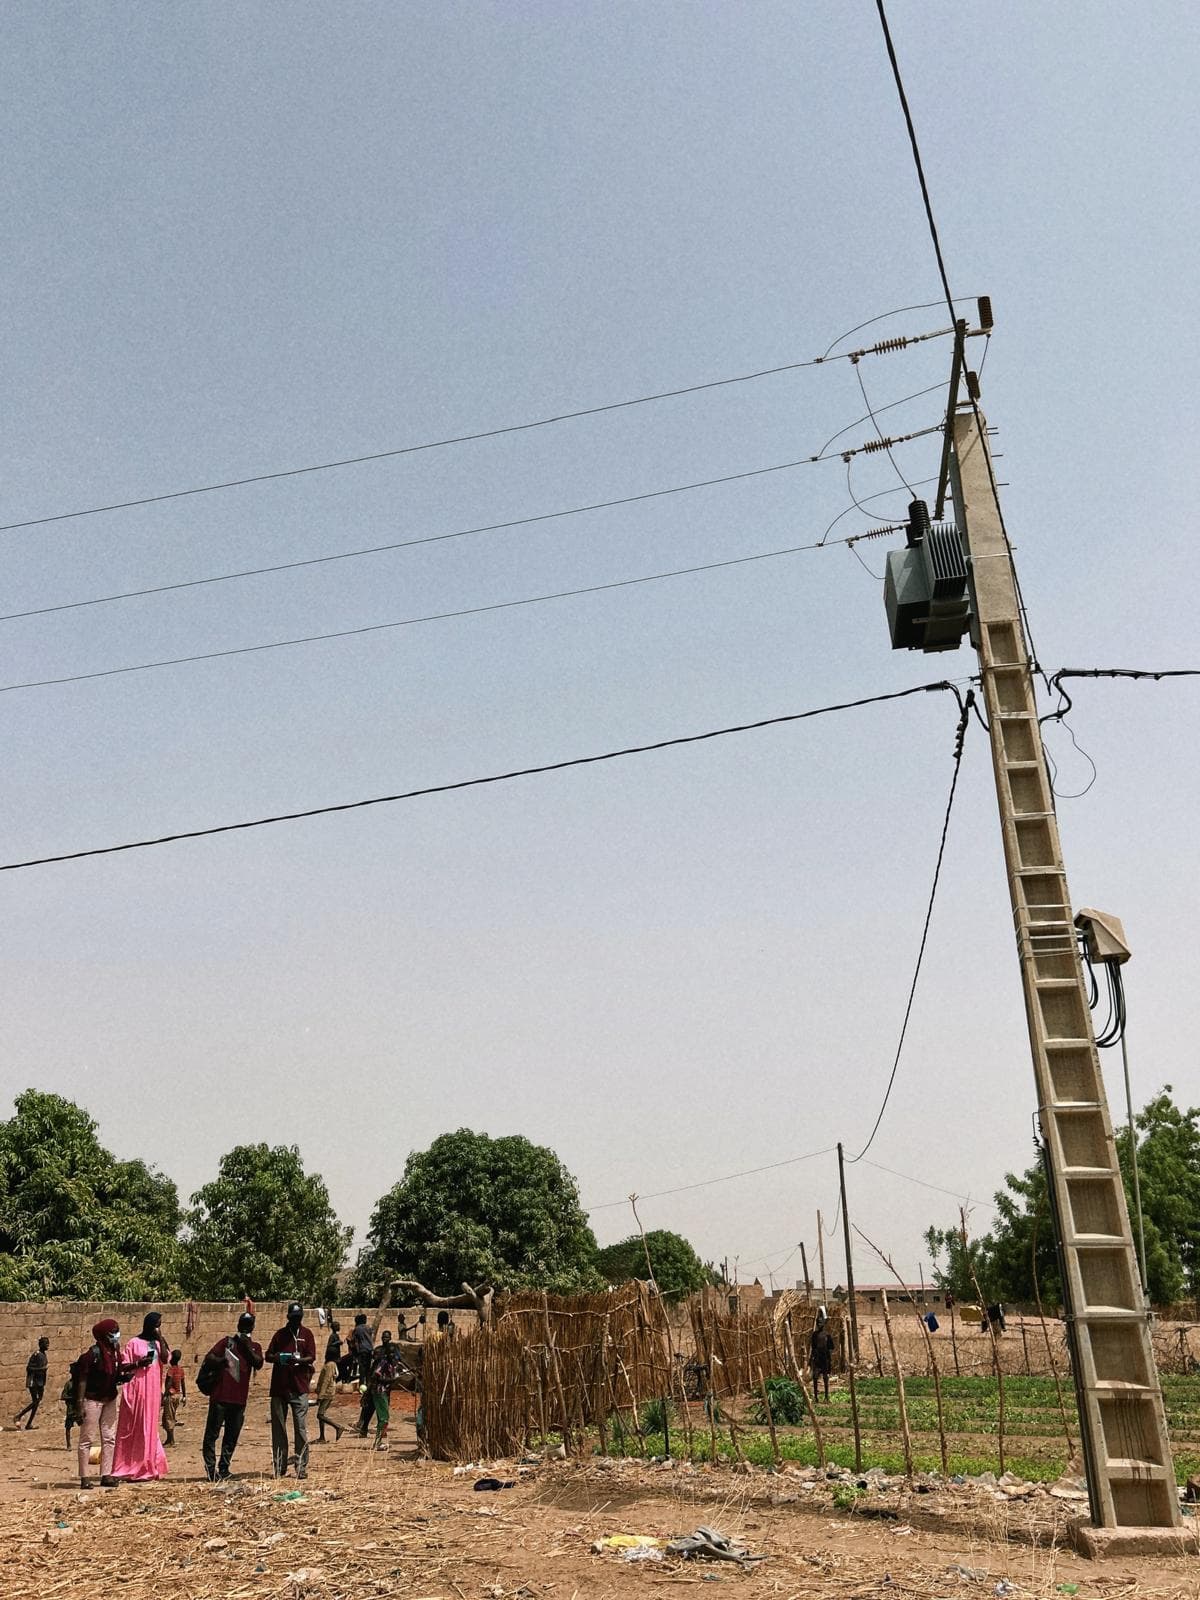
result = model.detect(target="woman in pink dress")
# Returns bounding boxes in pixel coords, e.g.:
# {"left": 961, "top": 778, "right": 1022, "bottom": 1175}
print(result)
{"left": 112, "top": 1312, "right": 170, "bottom": 1481}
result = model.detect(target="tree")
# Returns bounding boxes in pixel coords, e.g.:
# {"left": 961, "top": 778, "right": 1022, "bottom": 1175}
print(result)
{"left": 595, "top": 1229, "right": 711, "bottom": 1302}
{"left": 182, "top": 1144, "right": 351, "bottom": 1303}
{"left": 0, "top": 1090, "right": 182, "bottom": 1299}
{"left": 352, "top": 1129, "right": 599, "bottom": 1301}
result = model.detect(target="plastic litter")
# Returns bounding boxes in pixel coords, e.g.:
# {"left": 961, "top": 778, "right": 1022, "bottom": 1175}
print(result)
{"left": 667, "top": 1526, "right": 766, "bottom": 1566}
{"left": 273, "top": 1490, "right": 306, "bottom": 1502}
{"left": 593, "top": 1535, "right": 665, "bottom": 1552}
{"left": 621, "top": 1546, "right": 664, "bottom": 1563}
{"left": 473, "top": 1476, "right": 515, "bottom": 1491}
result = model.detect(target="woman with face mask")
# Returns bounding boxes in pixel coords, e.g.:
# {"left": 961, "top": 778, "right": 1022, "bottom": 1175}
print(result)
{"left": 111, "top": 1312, "right": 170, "bottom": 1481}
{"left": 73, "top": 1319, "right": 149, "bottom": 1489}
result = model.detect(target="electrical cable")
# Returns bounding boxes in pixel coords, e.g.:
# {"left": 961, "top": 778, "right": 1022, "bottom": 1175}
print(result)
{"left": 845, "top": 691, "right": 974, "bottom": 1163}
{"left": 1, "top": 423, "right": 944, "bottom": 628}
{"left": 815, "top": 382, "right": 945, "bottom": 461}
{"left": 0, "top": 512, "right": 939, "bottom": 697}
{"left": 0, "top": 679, "right": 962, "bottom": 873}
{"left": 871, "top": 0, "right": 1047, "bottom": 682}
{"left": 0, "top": 333, "right": 957, "bottom": 537}
{"left": 858, "top": 1157, "right": 999, "bottom": 1213}
{"left": 586, "top": 1146, "right": 836, "bottom": 1211}
{"left": 819, "top": 474, "right": 936, "bottom": 545}
{"left": 852, "top": 359, "right": 915, "bottom": 496}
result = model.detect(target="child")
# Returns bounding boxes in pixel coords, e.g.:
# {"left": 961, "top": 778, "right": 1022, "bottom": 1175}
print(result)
{"left": 315, "top": 1357, "right": 343, "bottom": 1443}
{"left": 162, "top": 1348, "right": 186, "bottom": 1445}
{"left": 61, "top": 1371, "right": 79, "bottom": 1450}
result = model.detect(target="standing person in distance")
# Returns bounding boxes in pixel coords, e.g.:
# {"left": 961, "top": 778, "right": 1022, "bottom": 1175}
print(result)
{"left": 809, "top": 1309, "right": 835, "bottom": 1403}
{"left": 350, "top": 1313, "right": 374, "bottom": 1385}
{"left": 73, "top": 1319, "right": 154, "bottom": 1489}
{"left": 112, "top": 1312, "right": 170, "bottom": 1481}
{"left": 200, "top": 1311, "right": 263, "bottom": 1481}
{"left": 266, "top": 1302, "right": 317, "bottom": 1479}
{"left": 324, "top": 1319, "right": 342, "bottom": 1366}
{"left": 315, "top": 1350, "right": 345, "bottom": 1443}
{"left": 161, "top": 1348, "right": 187, "bottom": 1446}
{"left": 14, "top": 1336, "right": 49, "bottom": 1428}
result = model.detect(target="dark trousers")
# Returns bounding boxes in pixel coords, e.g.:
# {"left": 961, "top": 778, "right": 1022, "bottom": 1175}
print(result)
{"left": 202, "top": 1399, "right": 246, "bottom": 1480}
{"left": 270, "top": 1394, "right": 309, "bottom": 1477}
{"left": 15, "top": 1386, "right": 44, "bottom": 1426}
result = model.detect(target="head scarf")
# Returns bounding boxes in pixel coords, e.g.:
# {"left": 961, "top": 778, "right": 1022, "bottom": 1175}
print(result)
{"left": 92, "top": 1318, "right": 121, "bottom": 1377}
{"left": 140, "top": 1311, "right": 163, "bottom": 1341}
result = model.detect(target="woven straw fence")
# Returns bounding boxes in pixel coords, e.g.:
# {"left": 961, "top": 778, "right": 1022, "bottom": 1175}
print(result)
{"left": 421, "top": 1283, "right": 845, "bottom": 1460}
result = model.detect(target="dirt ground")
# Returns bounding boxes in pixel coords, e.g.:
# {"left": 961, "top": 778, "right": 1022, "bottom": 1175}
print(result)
{"left": 1, "top": 1400, "right": 1199, "bottom": 1600}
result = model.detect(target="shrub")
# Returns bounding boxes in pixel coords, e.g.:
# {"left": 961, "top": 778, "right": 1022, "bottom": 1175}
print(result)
{"left": 748, "top": 1376, "right": 808, "bottom": 1425}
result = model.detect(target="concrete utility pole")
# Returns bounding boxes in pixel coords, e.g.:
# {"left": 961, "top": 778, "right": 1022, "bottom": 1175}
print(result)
{"left": 948, "top": 405, "right": 1180, "bottom": 1541}
{"left": 837, "top": 1143, "right": 860, "bottom": 1361}
{"left": 816, "top": 1212, "right": 827, "bottom": 1303}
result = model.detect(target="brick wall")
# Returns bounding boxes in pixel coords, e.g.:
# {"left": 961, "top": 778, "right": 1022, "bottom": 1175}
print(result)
{"left": 0, "top": 1300, "right": 416, "bottom": 1419}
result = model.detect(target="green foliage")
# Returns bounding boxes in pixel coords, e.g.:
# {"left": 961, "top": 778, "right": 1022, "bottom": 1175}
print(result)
{"left": 748, "top": 1375, "right": 808, "bottom": 1425}
{"left": 182, "top": 1143, "right": 351, "bottom": 1303}
{"left": 831, "top": 1482, "right": 865, "bottom": 1511}
{"left": 351, "top": 1128, "right": 600, "bottom": 1300}
{"left": 639, "top": 1396, "right": 671, "bottom": 1434}
{"left": 595, "top": 1229, "right": 710, "bottom": 1302}
{"left": 0, "top": 1090, "right": 183, "bottom": 1300}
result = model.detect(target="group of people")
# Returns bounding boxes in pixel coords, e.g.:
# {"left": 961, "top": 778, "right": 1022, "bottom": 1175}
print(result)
{"left": 15, "top": 1303, "right": 418, "bottom": 1489}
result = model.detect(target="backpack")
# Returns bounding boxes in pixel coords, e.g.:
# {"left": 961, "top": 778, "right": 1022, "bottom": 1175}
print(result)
{"left": 196, "top": 1339, "right": 231, "bottom": 1397}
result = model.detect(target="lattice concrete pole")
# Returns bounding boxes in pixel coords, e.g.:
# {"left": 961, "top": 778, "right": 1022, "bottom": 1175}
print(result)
{"left": 949, "top": 410, "right": 1179, "bottom": 1534}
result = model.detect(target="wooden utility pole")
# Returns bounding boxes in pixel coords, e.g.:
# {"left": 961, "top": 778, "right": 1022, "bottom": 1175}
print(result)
{"left": 816, "top": 1213, "right": 827, "bottom": 1303}
{"left": 837, "top": 1143, "right": 859, "bottom": 1361}
{"left": 799, "top": 1241, "right": 811, "bottom": 1301}
{"left": 948, "top": 403, "right": 1179, "bottom": 1534}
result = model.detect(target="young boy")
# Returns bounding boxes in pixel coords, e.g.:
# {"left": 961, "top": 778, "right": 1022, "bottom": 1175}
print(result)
{"left": 61, "top": 1371, "right": 79, "bottom": 1450}
{"left": 315, "top": 1356, "right": 344, "bottom": 1443}
{"left": 162, "top": 1348, "right": 186, "bottom": 1445}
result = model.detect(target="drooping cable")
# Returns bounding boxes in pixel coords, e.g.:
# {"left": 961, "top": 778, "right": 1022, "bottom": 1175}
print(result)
{"left": 0, "top": 679, "right": 961, "bottom": 874}
{"left": 587, "top": 1146, "right": 835, "bottom": 1211}
{"left": 846, "top": 691, "right": 974, "bottom": 1162}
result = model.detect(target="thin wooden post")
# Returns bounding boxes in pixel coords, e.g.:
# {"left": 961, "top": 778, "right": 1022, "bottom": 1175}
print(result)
{"left": 872, "top": 1328, "right": 884, "bottom": 1376}
{"left": 783, "top": 1320, "right": 825, "bottom": 1467}
{"left": 817, "top": 1212, "right": 827, "bottom": 1303}
{"left": 961, "top": 1208, "right": 1005, "bottom": 1475}
{"left": 800, "top": 1241, "right": 812, "bottom": 1301}
{"left": 756, "top": 1361, "right": 782, "bottom": 1467}
{"left": 880, "top": 1289, "right": 913, "bottom": 1483}
{"left": 845, "top": 1343, "right": 863, "bottom": 1473}
{"left": 1019, "top": 1313, "right": 1031, "bottom": 1376}
{"left": 949, "top": 1298, "right": 961, "bottom": 1376}
{"left": 541, "top": 1291, "right": 572, "bottom": 1453}
{"left": 856, "top": 1225, "right": 949, "bottom": 1478}
{"left": 1031, "top": 1210, "right": 1074, "bottom": 1458}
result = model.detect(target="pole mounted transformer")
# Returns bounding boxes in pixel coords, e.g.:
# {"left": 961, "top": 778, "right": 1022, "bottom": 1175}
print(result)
{"left": 879, "top": 307, "right": 1183, "bottom": 1550}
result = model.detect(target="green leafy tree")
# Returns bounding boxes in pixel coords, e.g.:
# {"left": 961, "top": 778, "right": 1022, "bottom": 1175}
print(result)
{"left": 595, "top": 1229, "right": 710, "bottom": 1302}
{"left": 0, "top": 1090, "right": 182, "bottom": 1299}
{"left": 352, "top": 1129, "right": 599, "bottom": 1300}
{"left": 182, "top": 1144, "right": 351, "bottom": 1303}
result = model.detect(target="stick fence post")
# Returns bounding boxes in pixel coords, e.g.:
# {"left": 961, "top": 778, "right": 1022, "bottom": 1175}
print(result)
{"left": 881, "top": 1289, "right": 914, "bottom": 1482}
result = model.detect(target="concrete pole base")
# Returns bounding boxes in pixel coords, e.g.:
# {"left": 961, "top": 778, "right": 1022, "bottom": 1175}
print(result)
{"left": 1070, "top": 1518, "right": 1199, "bottom": 1560}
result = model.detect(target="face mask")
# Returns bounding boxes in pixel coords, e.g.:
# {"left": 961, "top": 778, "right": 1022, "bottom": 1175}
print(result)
{"left": 107, "top": 1332, "right": 121, "bottom": 1347}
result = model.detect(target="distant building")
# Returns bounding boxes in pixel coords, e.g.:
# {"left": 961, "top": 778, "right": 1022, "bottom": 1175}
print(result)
{"left": 831, "top": 1282, "right": 941, "bottom": 1309}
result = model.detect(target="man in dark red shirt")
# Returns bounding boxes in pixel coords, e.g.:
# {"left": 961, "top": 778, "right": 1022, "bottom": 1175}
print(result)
{"left": 200, "top": 1312, "right": 263, "bottom": 1481}
{"left": 265, "top": 1302, "right": 317, "bottom": 1478}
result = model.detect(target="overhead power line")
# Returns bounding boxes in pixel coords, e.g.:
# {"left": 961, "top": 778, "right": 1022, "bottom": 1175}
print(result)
{"left": 0, "top": 330, "right": 956, "bottom": 537}
{"left": 1, "top": 402, "right": 947, "bottom": 626}
{"left": 587, "top": 1146, "right": 836, "bottom": 1212}
{"left": 859, "top": 1157, "right": 999, "bottom": 1214}
{"left": 846, "top": 691, "right": 974, "bottom": 1163}
{"left": 0, "top": 432, "right": 947, "bottom": 697}
{"left": 0, "top": 679, "right": 961, "bottom": 873}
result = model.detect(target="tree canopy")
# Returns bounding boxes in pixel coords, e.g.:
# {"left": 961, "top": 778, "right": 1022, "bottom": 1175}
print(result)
{"left": 924, "top": 1086, "right": 1196, "bottom": 1308}
{"left": 352, "top": 1129, "right": 599, "bottom": 1301}
{"left": 594, "top": 1229, "right": 712, "bottom": 1302}
{"left": 0, "top": 1090, "right": 183, "bottom": 1300}
{"left": 182, "top": 1143, "right": 351, "bottom": 1303}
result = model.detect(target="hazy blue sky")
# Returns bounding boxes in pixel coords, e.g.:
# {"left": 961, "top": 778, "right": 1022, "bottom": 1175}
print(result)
{"left": 3, "top": 2, "right": 1197, "bottom": 1285}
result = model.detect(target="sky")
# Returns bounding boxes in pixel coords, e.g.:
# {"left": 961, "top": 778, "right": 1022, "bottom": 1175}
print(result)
{"left": 2, "top": 1, "right": 1198, "bottom": 1288}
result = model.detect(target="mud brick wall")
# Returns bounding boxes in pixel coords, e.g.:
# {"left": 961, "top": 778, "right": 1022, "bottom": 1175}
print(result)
{"left": 0, "top": 1300, "right": 434, "bottom": 1420}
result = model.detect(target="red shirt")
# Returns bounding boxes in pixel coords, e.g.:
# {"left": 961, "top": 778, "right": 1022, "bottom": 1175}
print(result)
{"left": 166, "top": 1363, "right": 186, "bottom": 1396}
{"left": 265, "top": 1324, "right": 317, "bottom": 1398}
{"left": 205, "top": 1334, "right": 264, "bottom": 1408}
{"left": 74, "top": 1344, "right": 119, "bottom": 1403}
